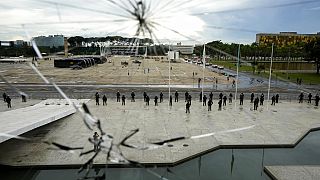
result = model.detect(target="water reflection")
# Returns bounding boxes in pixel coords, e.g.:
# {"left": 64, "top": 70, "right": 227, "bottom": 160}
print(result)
{"left": 2, "top": 131, "right": 320, "bottom": 180}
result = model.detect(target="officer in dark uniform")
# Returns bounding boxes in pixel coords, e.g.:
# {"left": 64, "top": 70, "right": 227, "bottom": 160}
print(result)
{"left": 254, "top": 97, "right": 259, "bottom": 110}
{"left": 186, "top": 102, "right": 190, "bottom": 113}
{"left": 260, "top": 94, "right": 264, "bottom": 106}
{"left": 223, "top": 95, "right": 227, "bottom": 106}
{"left": 240, "top": 93, "right": 244, "bottom": 105}
{"left": 208, "top": 99, "right": 213, "bottom": 111}
{"left": 154, "top": 96, "right": 158, "bottom": 106}
{"left": 275, "top": 94, "right": 279, "bottom": 103}
{"left": 308, "top": 93, "right": 312, "bottom": 103}
{"left": 188, "top": 94, "right": 192, "bottom": 105}
{"left": 209, "top": 92, "right": 213, "bottom": 101}
{"left": 6, "top": 96, "right": 11, "bottom": 108}
{"left": 185, "top": 91, "right": 189, "bottom": 102}
{"left": 160, "top": 92, "right": 163, "bottom": 103}
{"left": 271, "top": 95, "right": 276, "bottom": 106}
{"left": 229, "top": 93, "right": 233, "bottom": 103}
{"left": 95, "top": 92, "right": 100, "bottom": 105}
{"left": 143, "top": 92, "right": 147, "bottom": 102}
{"left": 102, "top": 95, "right": 107, "bottom": 106}
{"left": 299, "top": 93, "right": 304, "bottom": 103}
{"left": 175, "top": 91, "right": 179, "bottom": 102}
{"left": 122, "top": 95, "right": 126, "bottom": 106}
{"left": 116, "top": 91, "right": 121, "bottom": 102}
{"left": 218, "top": 99, "right": 222, "bottom": 111}
{"left": 219, "top": 93, "right": 223, "bottom": 100}
{"left": 146, "top": 95, "right": 150, "bottom": 106}
{"left": 250, "top": 93, "right": 254, "bottom": 103}
{"left": 203, "top": 95, "right": 207, "bottom": 106}
{"left": 315, "top": 94, "right": 319, "bottom": 106}
{"left": 131, "top": 91, "right": 135, "bottom": 102}
{"left": 2, "top": 92, "right": 7, "bottom": 102}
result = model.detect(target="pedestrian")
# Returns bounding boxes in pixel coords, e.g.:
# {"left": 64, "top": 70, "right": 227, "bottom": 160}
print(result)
{"left": 275, "top": 94, "right": 279, "bottom": 103}
{"left": 260, "top": 93, "right": 264, "bottom": 106}
{"left": 160, "top": 92, "right": 163, "bottom": 103}
{"left": 131, "top": 91, "right": 135, "bottom": 102}
{"left": 6, "top": 96, "right": 11, "bottom": 108}
{"left": 188, "top": 94, "right": 192, "bottom": 105}
{"left": 169, "top": 95, "right": 172, "bottom": 106}
{"left": 218, "top": 99, "right": 222, "bottom": 111}
{"left": 102, "top": 95, "right": 107, "bottom": 106}
{"left": 93, "top": 132, "right": 99, "bottom": 152}
{"left": 315, "top": 94, "right": 319, "bottom": 106}
{"left": 223, "top": 95, "right": 227, "bottom": 106}
{"left": 208, "top": 99, "right": 213, "bottom": 111}
{"left": 186, "top": 102, "right": 190, "bottom": 113}
{"left": 203, "top": 95, "right": 207, "bottom": 106}
{"left": 216, "top": 79, "right": 218, "bottom": 85}
{"left": 299, "top": 93, "right": 304, "bottom": 103}
{"left": 185, "top": 91, "right": 189, "bottom": 102}
{"left": 198, "top": 78, "right": 201, "bottom": 88}
{"left": 175, "top": 90, "right": 179, "bottom": 102}
{"left": 21, "top": 94, "right": 26, "bottom": 102}
{"left": 271, "top": 95, "right": 276, "bottom": 106}
{"left": 240, "top": 93, "right": 244, "bottom": 105}
{"left": 116, "top": 91, "right": 121, "bottom": 102}
{"left": 308, "top": 93, "right": 312, "bottom": 103}
{"left": 122, "top": 95, "right": 126, "bottom": 106}
{"left": 143, "top": 92, "right": 147, "bottom": 102}
{"left": 229, "top": 93, "right": 233, "bottom": 103}
{"left": 146, "top": 95, "right": 150, "bottom": 106}
{"left": 209, "top": 92, "right": 213, "bottom": 101}
{"left": 154, "top": 96, "right": 158, "bottom": 106}
{"left": 219, "top": 92, "right": 223, "bottom": 100}
{"left": 254, "top": 97, "right": 259, "bottom": 110}
{"left": 2, "top": 92, "right": 7, "bottom": 102}
{"left": 250, "top": 93, "right": 254, "bottom": 103}
{"left": 232, "top": 80, "right": 235, "bottom": 87}
{"left": 199, "top": 91, "right": 202, "bottom": 102}
{"left": 95, "top": 92, "right": 100, "bottom": 105}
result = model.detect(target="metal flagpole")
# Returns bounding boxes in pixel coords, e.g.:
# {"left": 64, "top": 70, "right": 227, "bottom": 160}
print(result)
{"left": 235, "top": 44, "right": 240, "bottom": 108}
{"left": 202, "top": 44, "right": 206, "bottom": 101}
{"left": 169, "top": 44, "right": 171, "bottom": 103}
{"left": 267, "top": 43, "right": 274, "bottom": 110}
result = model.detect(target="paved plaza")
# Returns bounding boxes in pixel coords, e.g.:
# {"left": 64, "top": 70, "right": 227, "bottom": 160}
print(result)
{"left": 265, "top": 166, "right": 320, "bottom": 180}
{"left": 0, "top": 98, "right": 319, "bottom": 167}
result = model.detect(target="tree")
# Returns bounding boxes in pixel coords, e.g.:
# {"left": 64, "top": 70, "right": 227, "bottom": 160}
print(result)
{"left": 305, "top": 39, "right": 320, "bottom": 74}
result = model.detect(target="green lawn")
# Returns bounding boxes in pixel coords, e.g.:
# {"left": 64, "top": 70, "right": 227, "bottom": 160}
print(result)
{"left": 209, "top": 60, "right": 254, "bottom": 72}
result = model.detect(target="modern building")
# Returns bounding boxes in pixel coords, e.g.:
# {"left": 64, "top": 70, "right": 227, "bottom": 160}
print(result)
{"left": 0, "top": 40, "right": 29, "bottom": 47}
{"left": 171, "top": 43, "right": 194, "bottom": 55}
{"left": 33, "top": 35, "right": 64, "bottom": 47}
{"left": 256, "top": 32, "right": 320, "bottom": 47}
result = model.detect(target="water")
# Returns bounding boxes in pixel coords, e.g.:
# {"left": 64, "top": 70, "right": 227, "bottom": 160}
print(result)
{"left": 2, "top": 130, "right": 320, "bottom": 180}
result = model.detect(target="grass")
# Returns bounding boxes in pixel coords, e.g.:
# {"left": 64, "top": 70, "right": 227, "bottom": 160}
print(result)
{"left": 209, "top": 60, "right": 254, "bottom": 72}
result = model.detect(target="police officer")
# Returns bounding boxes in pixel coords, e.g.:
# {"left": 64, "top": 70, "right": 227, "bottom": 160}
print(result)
{"left": 95, "top": 92, "right": 100, "bottom": 105}
{"left": 143, "top": 92, "right": 147, "bottom": 102}
{"left": 175, "top": 90, "right": 179, "bottom": 102}
{"left": 6, "top": 96, "right": 11, "bottom": 108}
{"left": 308, "top": 93, "right": 312, "bottom": 103}
{"left": 315, "top": 94, "right": 319, "bottom": 106}
{"left": 250, "top": 93, "right": 254, "bottom": 103}
{"left": 2, "top": 92, "right": 7, "bottom": 102}
{"left": 240, "top": 93, "right": 244, "bottom": 105}
{"left": 254, "top": 97, "right": 259, "bottom": 110}
{"left": 275, "top": 94, "right": 279, "bottom": 103}
{"left": 169, "top": 95, "right": 173, "bottom": 106}
{"left": 102, "top": 95, "right": 107, "bottom": 106}
{"left": 208, "top": 99, "right": 213, "bottom": 111}
{"left": 299, "top": 93, "right": 304, "bottom": 103}
{"left": 131, "top": 91, "right": 135, "bottom": 102}
{"left": 116, "top": 91, "right": 121, "bottom": 102}
{"left": 260, "top": 93, "right": 264, "bottom": 106}
{"left": 160, "top": 92, "right": 163, "bottom": 103}
{"left": 146, "top": 95, "right": 150, "bottom": 106}
{"left": 271, "top": 95, "right": 276, "bottom": 106}
{"left": 185, "top": 91, "right": 189, "bottom": 102}
{"left": 203, "top": 95, "right": 207, "bottom": 106}
{"left": 218, "top": 99, "right": 222, "bottom": 111}
{"left": 154, "top": 96, "right": 158, "bottom": 106}
{"left": 122, "top": 95, "right": 126, "bottom": 106}
{"left": 219, "top": 92, "right": 223, "bottom": 100}
{"left": 223, "top": 95, "right": 227, "bottom": 106}
{"left": 186, "top": 102, "right": 190, "bottom": 113}
{"left": 188, "top": 94, "right": 192, "bottom": 105}
{"left": 229, "top": 93, "right": 233, "bottom": 103}
{"left": 209, "top": 92, "right": 213, "bottom": 101}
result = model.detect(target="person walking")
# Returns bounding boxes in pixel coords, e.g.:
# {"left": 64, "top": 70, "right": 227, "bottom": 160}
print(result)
{"left": 185, "top": 91, "right": 189, "bottom": 102}
{"left": 250, "top": 93, "right": 254, "bottom": 103}
{"left": 188, "top": 94, "right": 192, "bottom": 105}
{"left": 271, "top": 95, "right": 276, "bottom": 106}
{"left": 131, "top": 91, "right": 135, "bottom": 102}
{"left": 186, "top": 102, "right": 190, "bottom": 113}
{"left": 116, "top": 91, "right": 121, "bottom": 102}
{"left": 2, "top": 92, "right": 7, "bottom": 102}
{"left": 146, "top": 95, "right": 150, "bottom": 106}
{"left": 240, "top": 93, "right": 244, "bottom": 105}
{"left": 143, "top": 92, "right": 147, "bottom": 102}
{"left": 175, "top": 90, "right": 179, "bottom": 102}
{"left": 219, "top": 93, "right": 223, "bottom": 100}
{"left": 223, "top": 95, "right": 227, "bottom": 106}
{"left": 122, "top": 95, "right": 126, "bottom": 106}
{"left": 93, "top": 132, "right": 99, "bottom": 152}
{"left": 160, "top": 92, "right": 163, "bottom": 103}
{"left": 229, "top": 93, "right": 233, "bottom": 103}
{"left": 209, "top": 92, "right": 213, "bottom": 101}
{"left": 198, "top": 78, "right": 201, "bottom": 88}
{"left": 308, "top": 93, "right": 312, "bottom": 103}
{"left": 203, "top": 95, "right": 207, "bottom": 106}
{"left": 208, "top": 99, "right": 213, "bottom": 111}
{"left": 218, "top": 99, "right": 222, "bottom": 111}
{"left": 260, "top": 94, "right": 264, "bottom": 106}
{"left": 299, "top": 93, "right": 304, "bottom": 103}
{"left": 95, "top": 92, "right": 100, "bottom": 106}
{"left": 315, "top": 94, "right": 319, "bottom": 106}
{"left": 275, "top": 94, "right": 279, "bottom": 103}
{"left": 254, "top": 97, "right": 259, "bottom": 110}
{"left": 102, "top": 95, "right": 107, "bottom": 106}
{"left": 6, "top": 96, "right": 11, "bottom": 108}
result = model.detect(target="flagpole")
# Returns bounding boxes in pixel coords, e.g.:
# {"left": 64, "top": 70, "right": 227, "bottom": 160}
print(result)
{"left": 235, "top": 44, "right": 240, "bottom": 108}
{"left": 169, "top": 44, "right": 171, "bottom": 102}
{"left": 202, "top": 44, "right": 206, "bottom": 100}
{"left": 267, "top": 43, "right": 274, "bottom": 110}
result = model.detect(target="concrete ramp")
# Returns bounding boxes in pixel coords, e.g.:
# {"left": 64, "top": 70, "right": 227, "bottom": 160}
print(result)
{"left": 0, "top": 99, "right": 89, "bottom": 143}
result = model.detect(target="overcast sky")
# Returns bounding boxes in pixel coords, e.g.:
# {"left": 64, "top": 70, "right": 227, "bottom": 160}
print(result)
{"left": 0, "top": 0, "right": 319, "bottom": 44}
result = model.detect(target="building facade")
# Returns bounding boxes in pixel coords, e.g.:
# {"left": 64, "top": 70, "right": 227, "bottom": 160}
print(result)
{"left": 33, "top": 35, "right": 64, "bottom": 47}
{"left": 256, "top": 32, "right": 320, "bottom": 47}
{"left": 171, "top": 43, "right": 194, "bottom": 55}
